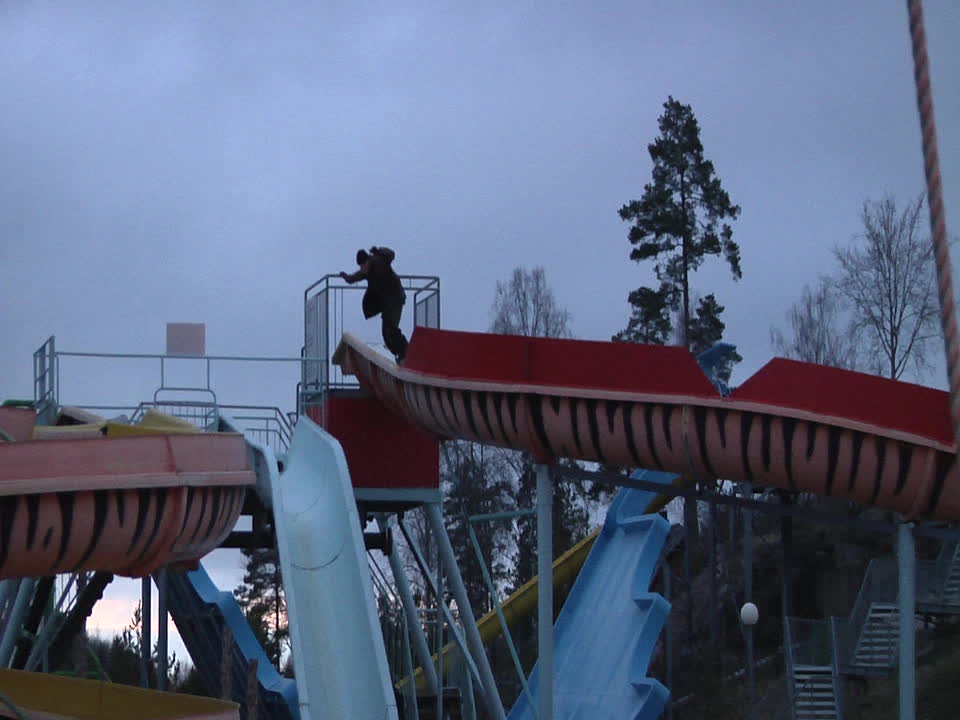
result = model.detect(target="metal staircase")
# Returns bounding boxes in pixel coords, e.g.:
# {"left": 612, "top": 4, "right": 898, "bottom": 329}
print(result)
{"left": 792, "top": 665, "right": 841, "bottom": 720}
{"left": 849, "top": 603, "right": 898, "bottom": 672}
{"left": 936, "top": 542, "right": 960, "bottom": 605}
{"left": 785, "top": 537, "right": 960, "bottom": 720}
{"left": 784, "top": 617, "right": 845, "bottom": 720}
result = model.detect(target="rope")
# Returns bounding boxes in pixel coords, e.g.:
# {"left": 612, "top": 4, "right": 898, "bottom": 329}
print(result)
{"left": 907, "top": 0, "right": 959, "bottom": 445}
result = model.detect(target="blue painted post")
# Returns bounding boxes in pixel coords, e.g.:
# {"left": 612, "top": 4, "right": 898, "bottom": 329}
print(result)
{"left": 156, "top": 570, "right": 168, "bottom": 691}
{"left": 0, "top": 579, "right": 34, "bottom": 668}
{"left": 426, "top": 503, "right": 506, "bottom": 720}
{"left": 537, "top": 463, "right": 554, "bottom": 720}
{"left": 898, "top": 522, "right": 916, "bottom": 720}
{"left": 0, "top": 580, "right": 16, "bottom": 625}
{"left": 380, "top": 517, "right": 439, "bottom": 696}
{"left": 141, "top": 576, "right": 151, "bottom": 688}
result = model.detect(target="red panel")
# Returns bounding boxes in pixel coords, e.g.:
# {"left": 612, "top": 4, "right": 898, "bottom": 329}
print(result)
{"left": 527, "top": 335, "right": 718, "bottom": 397}
{"left": 404, "top": 327, "right": 533, "bottom": 383}
{"left": 309, "top": 394, "right": 439, "bottom": 489}
{"left": 730, "top": 358, "right": 953, "bottom": 445}
{"left": 403, "top": 327, "right": 718, "bottom": 398}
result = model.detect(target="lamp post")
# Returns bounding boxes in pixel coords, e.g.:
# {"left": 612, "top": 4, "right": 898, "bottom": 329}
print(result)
{"left": 741, "top": 602, "right": 759, "bottom": 717}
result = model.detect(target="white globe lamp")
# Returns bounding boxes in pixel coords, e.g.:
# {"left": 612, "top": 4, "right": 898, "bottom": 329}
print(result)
{"left": 740, "top": 601, "right": 759, "bottom": 626}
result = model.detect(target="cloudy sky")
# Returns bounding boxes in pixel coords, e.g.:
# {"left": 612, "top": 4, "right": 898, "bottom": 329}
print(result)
{"left": 2, "top": 1, "right": 958, "bottom": 670}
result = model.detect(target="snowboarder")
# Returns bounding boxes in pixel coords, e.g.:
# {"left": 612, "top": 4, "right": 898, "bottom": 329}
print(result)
{"left": 340, "top": 246, "right": 409, "bottom": 364}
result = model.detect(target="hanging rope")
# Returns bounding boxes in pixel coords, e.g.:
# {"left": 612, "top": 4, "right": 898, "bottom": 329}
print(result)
{"left": 906, "top": 0, "right": 959, "bottom": 445}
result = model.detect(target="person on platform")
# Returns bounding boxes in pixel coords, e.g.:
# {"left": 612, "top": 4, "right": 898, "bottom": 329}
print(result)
{"left": 340, "top": 246, "right": 409, "bottom": 364}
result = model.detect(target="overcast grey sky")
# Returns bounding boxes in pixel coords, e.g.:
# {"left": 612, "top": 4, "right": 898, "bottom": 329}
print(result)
{"left": 2, "top": 0, "right": 958, "bottom": 659}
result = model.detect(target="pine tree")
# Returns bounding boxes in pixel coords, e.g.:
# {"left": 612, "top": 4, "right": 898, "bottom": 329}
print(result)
{"left": 615, "top": 96, "right": 742, "bottom": 355}
{"left": 234, "top": 546, "right": 288, "bottom": 668}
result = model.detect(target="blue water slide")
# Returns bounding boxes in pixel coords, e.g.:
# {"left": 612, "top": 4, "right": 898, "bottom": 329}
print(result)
{"left": 164, "top": 562, "right": 299, "bottom": 720}
{"left": 507, "top": 477, "right": 675, "bottom": 719}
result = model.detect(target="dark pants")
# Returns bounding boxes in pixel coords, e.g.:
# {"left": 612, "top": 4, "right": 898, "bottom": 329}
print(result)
{"left": 381, "top": 303, "right": 409, "bottom": 361}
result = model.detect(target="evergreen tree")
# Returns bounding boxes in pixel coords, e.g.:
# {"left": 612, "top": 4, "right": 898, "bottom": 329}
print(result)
{"left": 510, "top": 457, "right": 589, "bottom": 587}
{"left": 234, "top": 546, "right": 288, "bottom": 668}
{"left": 615, "top": 96, "right": 742, "bottom": 356}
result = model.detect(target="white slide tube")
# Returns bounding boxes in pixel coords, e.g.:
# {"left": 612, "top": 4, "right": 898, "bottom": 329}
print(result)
{"left": 271, "top": 416, "right": 398, "bottom": 720}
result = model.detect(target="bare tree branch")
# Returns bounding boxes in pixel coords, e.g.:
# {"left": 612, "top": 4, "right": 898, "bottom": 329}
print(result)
{"left": 832, "top": 193, "right": 939, "bottom": 380}
{"left": 490, "top": 266, "right": 572, "bottom": 338}
{"left": 770, "top": 279, "right": 860, "bottom": 369}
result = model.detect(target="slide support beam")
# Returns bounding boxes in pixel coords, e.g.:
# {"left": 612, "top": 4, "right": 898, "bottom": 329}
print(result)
{"left": 426, "top": 503, "right": 506, "bottom": 720}
{"left": 537, "top": 463, "right": 554, "bottom": 720}
{"left": 898, "top": 521, "right": 916, "bottom": 720}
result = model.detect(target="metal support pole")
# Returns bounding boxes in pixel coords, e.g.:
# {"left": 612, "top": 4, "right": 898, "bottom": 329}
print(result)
{"left": 664, "top": 566, "right": 673, "bottom": 720}
{"left": 156, "top": 570, "right": 168, "bottom": 691}
{"left": 141, "top": 576, "right": 151, "bottom": 688}
{"left": 425, "top": 503, "right": 506, "bottom": 720}
{"left": 380, "top": 517, "right": 439, "bottom": 696}
{"left": 781, "top": 507, "right": 795, "bottom": 619}
{"left": 396, "top": 518, "right": 483, "bottom": 689}
{"left": 536, "top": 463, "right": 554, "bottom": 720}
{"left": 743, "top": 484, "right": 755, "bottom": 714}
{"left": 436, "top": 533, "right": 444, "bottom": 720}
{"left": 25, "top": 575, "right": 77, "bottom": 672}
{"left": 708, "top": 494, "right": 718, "bottom": 659}
{"left": 898, "top": 522, "right": 916, "bottom": 720}
{"left": 466, "top": 519, "right": 537, "bottom": 717}
{"left": 400, "top": 612, "right": 421, "bottom": 720}
{"left": 683, "top": 490, "right": 697, "bottom": 642}
{"left": 0, "top": 579, "right": 35, "bottom": 668}
{"left": 0, "top": 580, "right": 16, "bottom": 626}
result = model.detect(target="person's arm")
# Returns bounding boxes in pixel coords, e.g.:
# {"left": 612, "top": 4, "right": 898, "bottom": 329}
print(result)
{"left": 369, "top": 246, "right": 395, "bottom": 263}
{"left": 339, "top": 268, "right": 366, "bottom": 283}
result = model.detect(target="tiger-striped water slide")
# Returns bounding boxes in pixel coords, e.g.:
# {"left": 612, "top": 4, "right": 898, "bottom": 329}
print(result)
{"left": 334, "top": 327, "right": 960, "bottom": 522}
{"left": 0, "top": 407, "right": 255, "bottom": 581}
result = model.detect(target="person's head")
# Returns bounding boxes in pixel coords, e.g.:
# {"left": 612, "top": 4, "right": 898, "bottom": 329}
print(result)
{"left": 356, "top": 249, "right": 370, "bottom": 266}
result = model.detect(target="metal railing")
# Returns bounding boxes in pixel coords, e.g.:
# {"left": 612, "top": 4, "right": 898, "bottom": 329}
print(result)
{"left": 70, "top": 400, "right": 296, "bottom": 455}
{"left": 32, "top": 337, "right": 57, "bottom": 423}
{"left": 302, "top": 273, "right": 440, "bottom": 400}
{"left": 31, "top": 336, "right": 315, "bottom": 453}
{"left": 785, "top": 617, "right": 835, "bottom": 668}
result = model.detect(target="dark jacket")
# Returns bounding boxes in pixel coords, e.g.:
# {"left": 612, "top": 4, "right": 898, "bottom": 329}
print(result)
{"left": 344, "top": 247, "right": 406, "bottom": 319}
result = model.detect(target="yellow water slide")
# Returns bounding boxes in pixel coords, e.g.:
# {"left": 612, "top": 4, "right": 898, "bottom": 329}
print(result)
{"left": 0, "top": 665, "right": 240, "bottom": 719}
